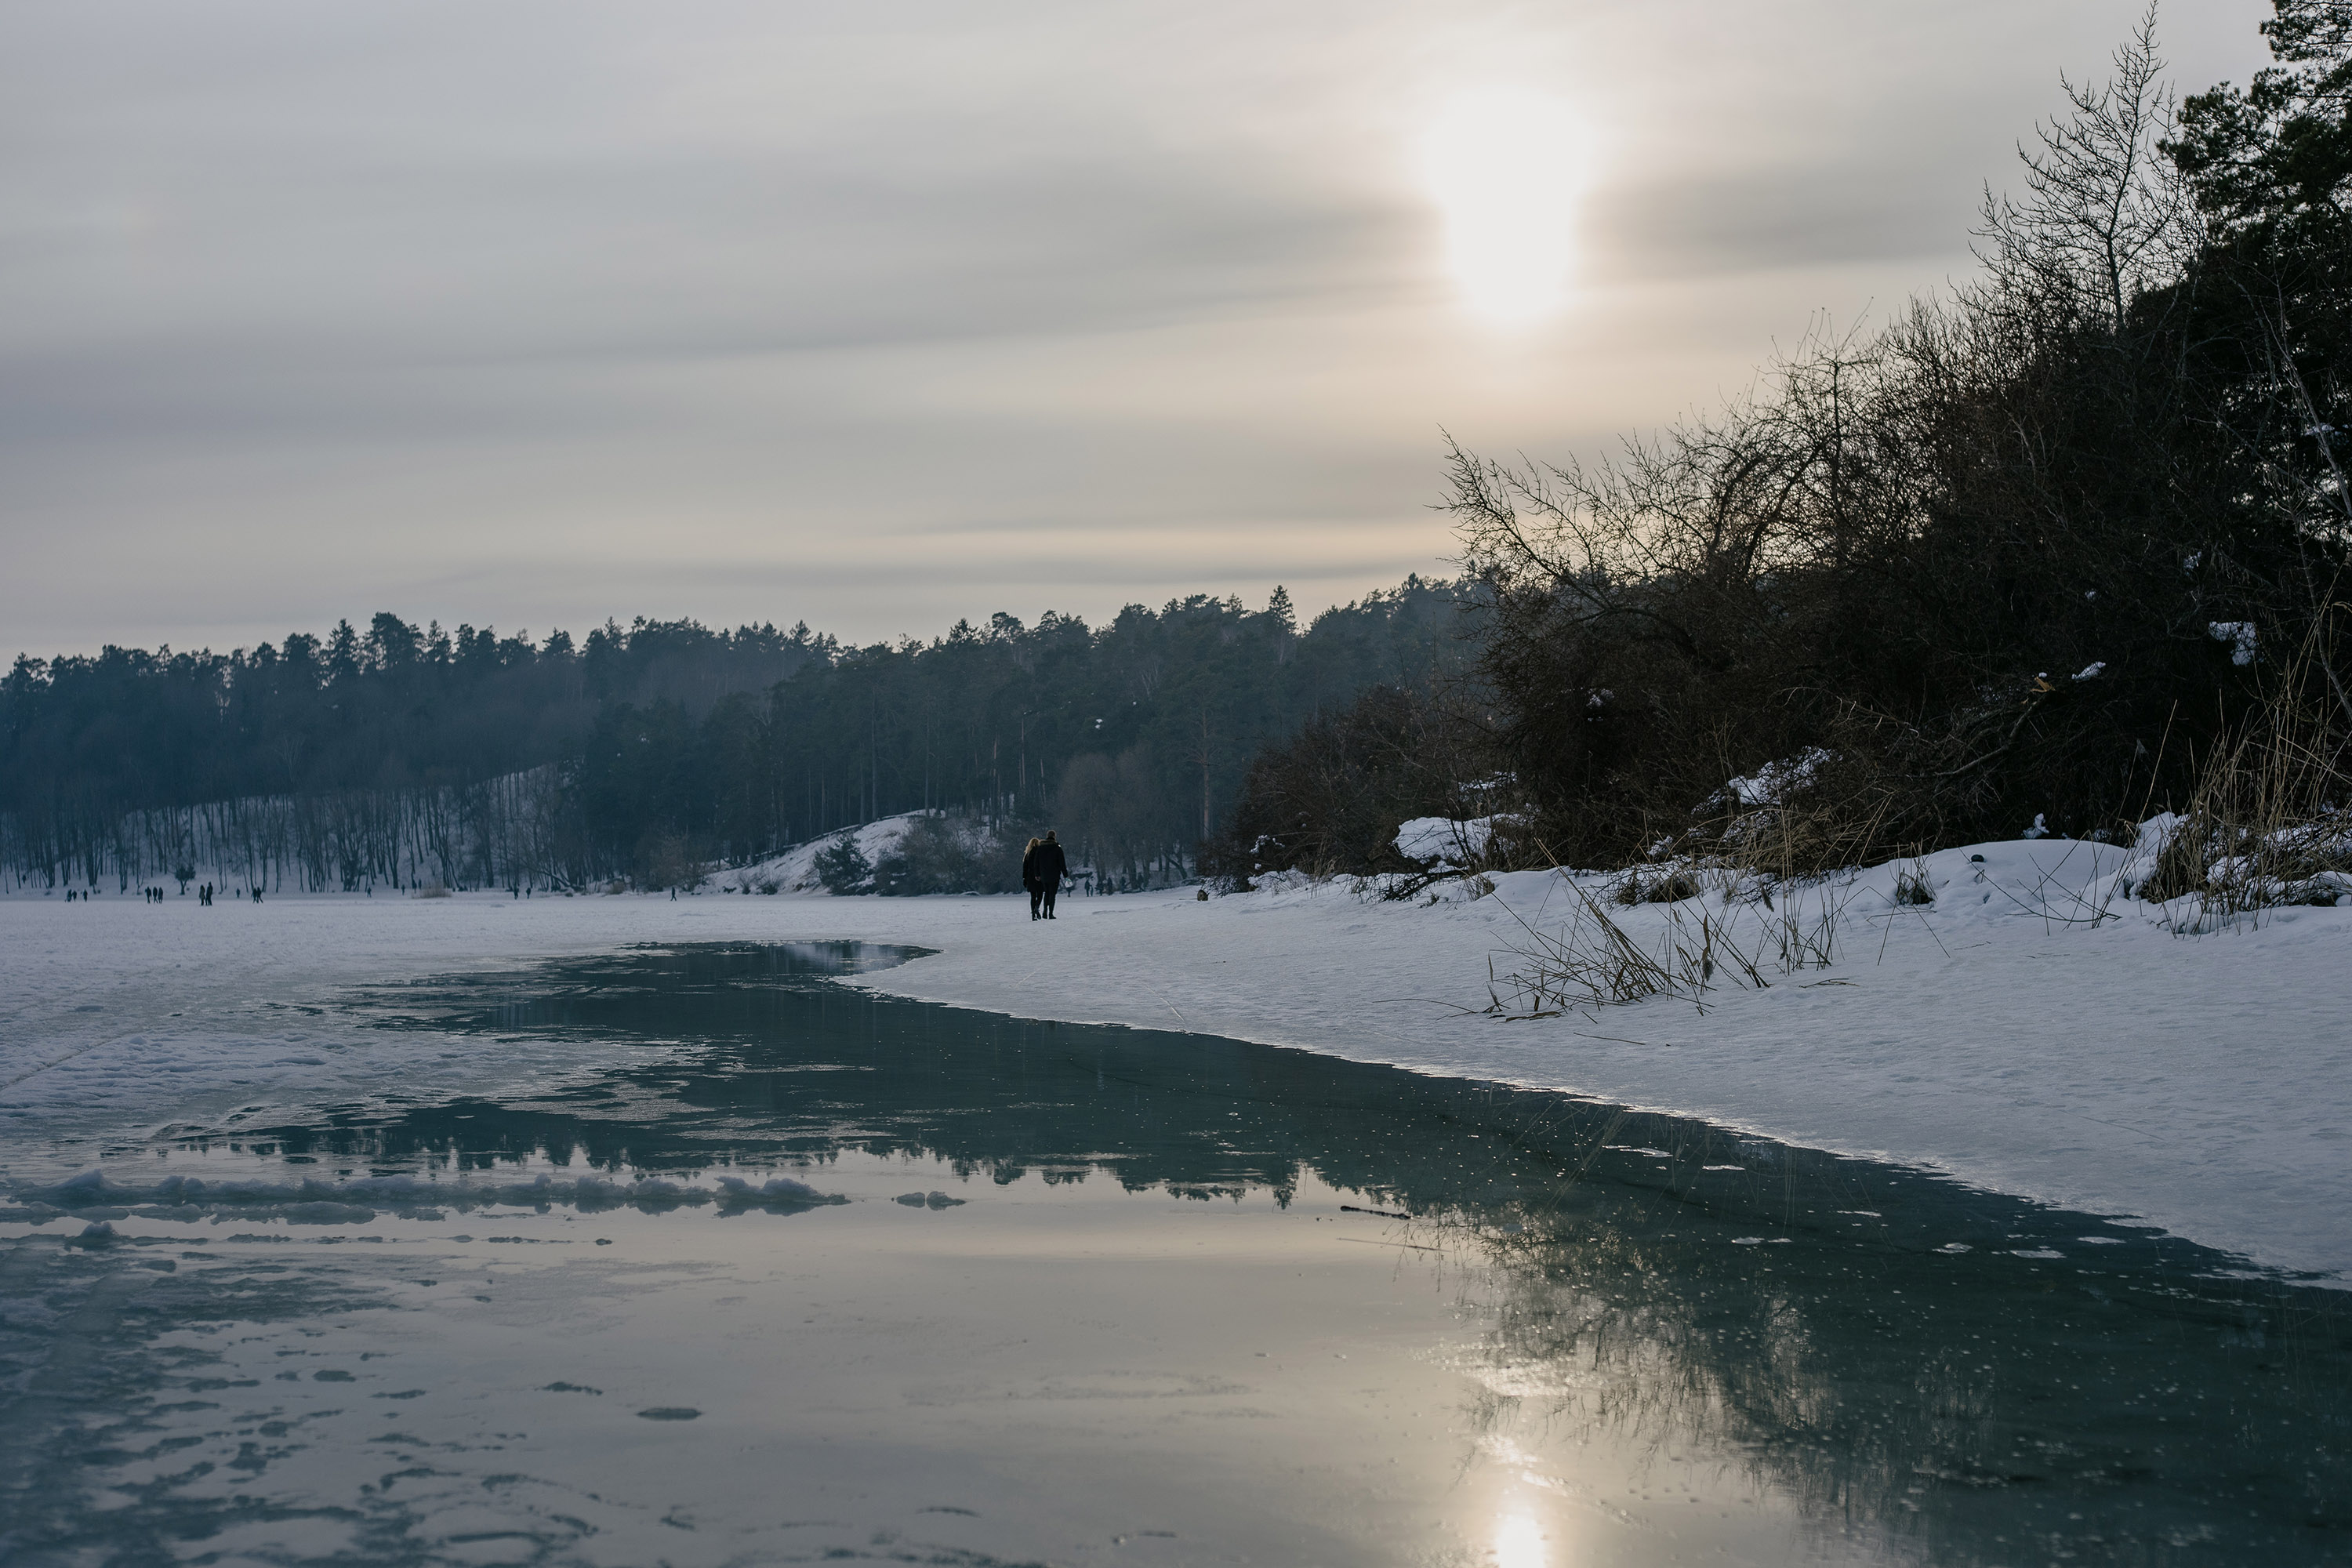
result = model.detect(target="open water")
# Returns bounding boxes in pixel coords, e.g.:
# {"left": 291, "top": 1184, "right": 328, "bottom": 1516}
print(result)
{"left": 1, "top": 941, "right": 2345, "bottom": 1566}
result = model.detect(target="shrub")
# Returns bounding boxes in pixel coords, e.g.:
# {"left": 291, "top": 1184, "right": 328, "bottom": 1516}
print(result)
{"left": 873, "top": 813, "right": 1029, "bottom": 896}
{"left": 1201, "top": 684, "right": 1497, "bottom": 884}
{"left": 812, "top": 830, "right": 873, "bottom": 895}
{"left": 2133, "top": 668, "right": 2351, "bottom": 922}
{"left": 635, "top": 831, "right": 704, "bottom": 892}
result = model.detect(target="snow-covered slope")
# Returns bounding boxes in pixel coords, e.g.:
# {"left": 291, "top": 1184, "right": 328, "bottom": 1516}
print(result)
{"left": 720, "top": 813, "right": 924, "bottom": 892}
{"left": 4, "top": 835, "right": 2346, "bottom": 1282}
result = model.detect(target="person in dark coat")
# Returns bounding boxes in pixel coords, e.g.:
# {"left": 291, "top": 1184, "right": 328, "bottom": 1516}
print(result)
{"left": 1033, "top": 830, "right": 1068, "bottom": 919}
{"left": 1021, "top": 837, "right": 1044, "bottom": 920}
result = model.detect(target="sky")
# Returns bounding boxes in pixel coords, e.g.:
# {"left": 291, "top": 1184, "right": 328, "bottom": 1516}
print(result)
{"left": 0, "top": 0, "right": 2277, "bottom": 659}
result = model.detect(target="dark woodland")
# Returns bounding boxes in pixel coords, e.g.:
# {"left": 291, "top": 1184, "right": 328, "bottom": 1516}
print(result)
{"left": 1214, "top": 2, "right": 2352, "bottom": 884}
{"left": 0, "top": 583, "right": 1465, "bottom": 893}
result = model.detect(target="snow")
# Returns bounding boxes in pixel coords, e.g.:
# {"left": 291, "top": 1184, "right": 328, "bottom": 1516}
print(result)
{"left": 1394, "top": 815, "right": 1497, "bottom": 866}
{"left": 2209, "top": 620, "right": 2257, "bottom": 666}
{"left": 5, "top": 833, "right": 2349, "bottom": 1283}
{"left": 720, "top": 813, "right": 924, "bottom": 891}
{"left": 1716, "top": 746, "right": 1831, "bottom": 808}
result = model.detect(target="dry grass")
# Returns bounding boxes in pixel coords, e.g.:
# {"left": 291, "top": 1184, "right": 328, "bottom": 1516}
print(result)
{"left": 1484, "top": 844, "right": 1851, "bottom": 1020}
{"left": 1613, "top": 868, "right": 1703, "bottom": 906}
{"left": 2134, "top": 657, "right": 2352, "bottom": 928}
{"left": 1486, "top": 880, "right": 1763, "bottom": 1018}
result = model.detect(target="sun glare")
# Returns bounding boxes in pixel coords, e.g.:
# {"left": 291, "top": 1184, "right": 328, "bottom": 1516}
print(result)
{"left": 1422, "top": 89, "right": 1586, "bottom": 325}
{"left": 1493, "top": 1508, "right": 1549, "bottom": 1568}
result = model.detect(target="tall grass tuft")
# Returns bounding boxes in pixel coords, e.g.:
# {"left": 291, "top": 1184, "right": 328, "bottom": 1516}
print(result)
{"left": 2136, "top": 656, "right": 2352, "bottom": 928}
{"left": 2136, "top": 677, "right": 2352, "bottom": 931}
{"left": 1484, "top": 842, "right": 1849, "bottom": 1019}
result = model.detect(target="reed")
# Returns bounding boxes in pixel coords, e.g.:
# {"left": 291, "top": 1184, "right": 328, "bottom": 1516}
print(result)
{"left": 2136, "top": 641, "right": 2352, "bottom": 931}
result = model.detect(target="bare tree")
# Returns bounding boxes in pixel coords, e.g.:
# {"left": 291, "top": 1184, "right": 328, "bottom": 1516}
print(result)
{"left": 1976, "top": 7, "right": 2193, "bottom": 331}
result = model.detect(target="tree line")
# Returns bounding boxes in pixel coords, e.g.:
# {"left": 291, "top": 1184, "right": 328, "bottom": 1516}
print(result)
{"left": 1, "top": 582, "right": 1469, "bottom": 893}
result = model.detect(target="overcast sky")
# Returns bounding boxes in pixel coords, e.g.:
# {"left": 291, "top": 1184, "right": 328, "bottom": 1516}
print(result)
{"left": 1, "top": 1, "right": 2276, "bottom": 659}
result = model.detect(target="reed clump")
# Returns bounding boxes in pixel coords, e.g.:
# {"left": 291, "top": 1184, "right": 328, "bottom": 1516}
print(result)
{"left": 2134, "top": 663, "right": 2352, "bottom": 927}
{"left": 1485, "top": 840, "right": 1850, "bottom": 1019}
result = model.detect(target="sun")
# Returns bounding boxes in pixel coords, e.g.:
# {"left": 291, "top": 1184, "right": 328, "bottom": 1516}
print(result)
{"left": 1421, "top": 89, "right": 1587, "bottom": 324}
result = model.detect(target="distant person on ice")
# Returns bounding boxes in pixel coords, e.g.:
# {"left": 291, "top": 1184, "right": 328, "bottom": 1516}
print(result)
{"left": 1033, "top": 830, "right": 1067, "bottom": 920}
{"left": 1021, "top": 837, "right": 1045, "bottom": 920}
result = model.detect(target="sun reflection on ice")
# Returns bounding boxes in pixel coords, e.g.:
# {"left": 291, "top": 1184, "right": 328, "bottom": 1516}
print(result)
{"left": 1493, "top": 1507, "right": 1547, "bottom": 1568}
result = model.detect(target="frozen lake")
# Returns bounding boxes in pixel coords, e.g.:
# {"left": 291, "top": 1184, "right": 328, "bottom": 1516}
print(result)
{"left": 2, "top": 941, "right": 2346, "bottom": 1566}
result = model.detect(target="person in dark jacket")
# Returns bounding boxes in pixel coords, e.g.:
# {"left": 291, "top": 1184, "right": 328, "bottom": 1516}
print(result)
{"left": 1033, "top": 830, "right": 1068, "bottom": 918}
{"left": 1020, "top": 837, "right": 1044, "bottom": 920}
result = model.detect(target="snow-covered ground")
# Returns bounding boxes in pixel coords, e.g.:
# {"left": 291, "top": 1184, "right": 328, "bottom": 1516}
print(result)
{"left": 5, "top": 834, "right": 2347, "bottom": 1282}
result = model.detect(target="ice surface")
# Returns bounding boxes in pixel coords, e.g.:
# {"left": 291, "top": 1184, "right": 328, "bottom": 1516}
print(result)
{"left": 5, "top": 829, "right": 2350, "bottom": 1281}
{"left": 4, "top": 944, "right": 2347, "bottom": 1565}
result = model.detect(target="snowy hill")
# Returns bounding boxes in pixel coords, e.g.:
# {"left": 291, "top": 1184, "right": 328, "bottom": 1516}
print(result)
{"left": 718, "top": 814, "right": 926, "bottom": 895}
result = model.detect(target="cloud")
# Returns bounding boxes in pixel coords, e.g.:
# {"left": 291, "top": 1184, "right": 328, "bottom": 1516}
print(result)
{"left": 0, "top": 0, "right": 2276, "bottom": 656}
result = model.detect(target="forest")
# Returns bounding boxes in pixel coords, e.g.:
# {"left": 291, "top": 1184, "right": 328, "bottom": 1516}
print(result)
{"left": 1211, "top": 2, "right": 2352, "bottom": 904}
{"left": 0, "top": 582, "right": 1467, "bottom": 894}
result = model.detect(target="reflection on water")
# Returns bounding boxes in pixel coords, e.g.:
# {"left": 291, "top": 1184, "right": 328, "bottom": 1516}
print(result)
{"left": 2, "top": 941, "right": 2346, "bottom": 1566}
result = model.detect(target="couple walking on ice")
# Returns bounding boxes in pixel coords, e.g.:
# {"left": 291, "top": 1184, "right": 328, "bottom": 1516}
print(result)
{"left": 1022, "top": 831, "right": 1066, "bottom": 920}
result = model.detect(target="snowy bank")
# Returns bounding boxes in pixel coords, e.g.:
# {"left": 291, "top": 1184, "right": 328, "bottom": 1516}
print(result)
{"left": 4, "top": 836, "right": 2347, "bottom": 1283}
